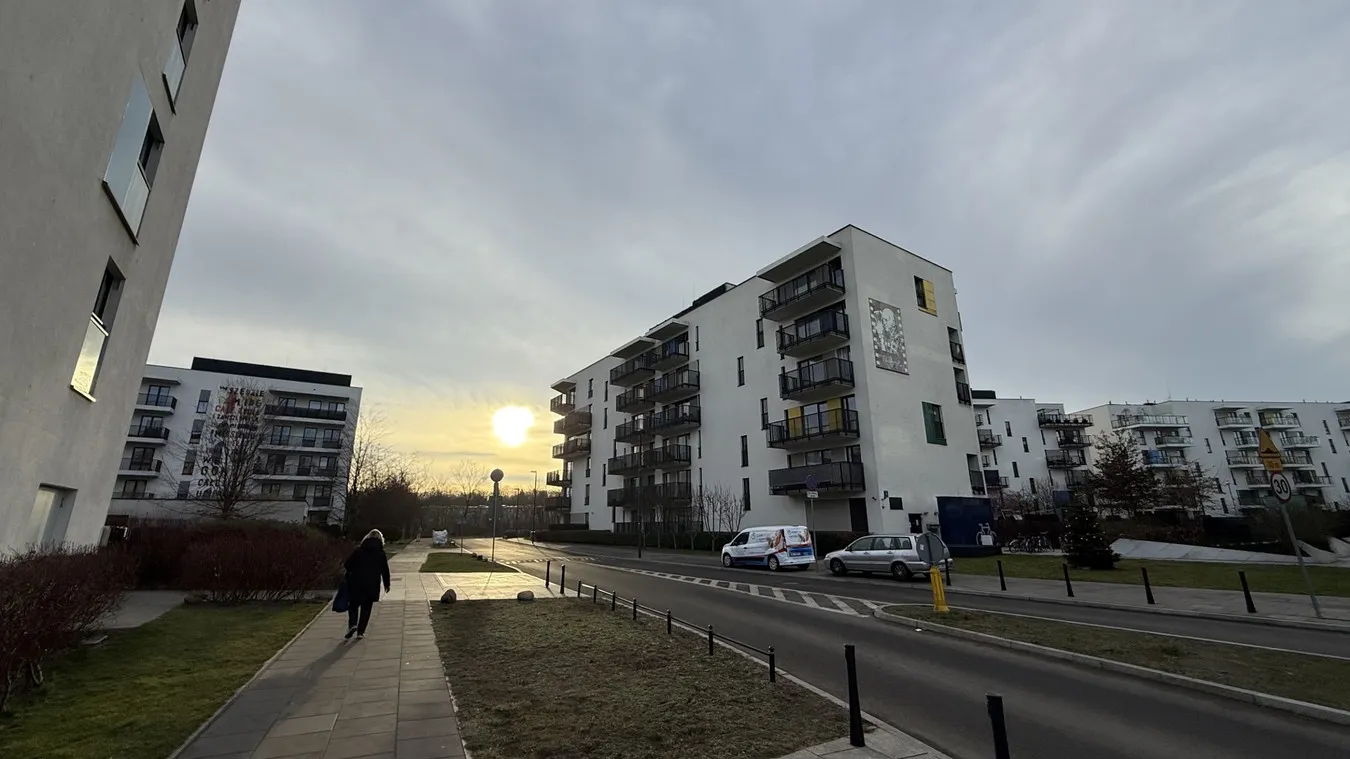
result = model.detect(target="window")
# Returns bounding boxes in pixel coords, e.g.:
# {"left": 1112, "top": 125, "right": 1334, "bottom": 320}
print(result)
{"left": 1322, "top": 462, "right": 1331, "bottom": 476}
{"left": 71, "top": 261, "right": 126, "bottom": 398}
{"left": 922, "top": 402, "right": 946, "bottom": 445}
{"left": 604, "top": 381, "right": 609, "bottom": 402}
{"left": 190, "top": 418, "right": 204, "bottom": 443}
{"left": 182, "top": 449, "right": 196, "bottom": 476}
{"left": 1331, "top": 438, "right": 1339, "bottom": 454}
{"left": 1342, "top": 477, "right": 1348, "bottom": 493}
{"left": 146, "top": 384, "right": 171, "bottom": 403}
{"left": 1012, "top": 461, "right": 1020, "bottom": 478}
{"left": 322, "top": 429, "right": 341, "bottom": 446}
{"left": 104, "top": 76, "right": 162, "bottom": 236}
{"left": 308, "top": 399, "right": 322, "bottom": 411}
{"left": 196, "top": 389, "right": 210, "bottom": 413}
{"left": 760, "top": 398, "right": 769, "bottom": 430}
{"left": 584, "top": 484, "right": 591, "bottom": 506}
{"left": 1220, "top": 497, "right": 1228, "bottom": 514}
{"left": 603, "top": 408, "right": 608, "bottom": 429}
{"left": 695, "top": 326, "right": 700, "bottom": 351}
{"left": 1022, "top": 437, "right": 1029, "bottom": 453}
{"left": 120, "top": 480, "right": 147, "bottom": 498}
{"left": 585, "top": 457, "right": 591, "bottom": 478}
{"left": 740, "top": 435, "right": 749, "bottom": 467}
{"left": 888, "top": 496, "right": 904, "bottom": 511}
{"left": 1029, "top": 477, "right": 1037, "bottom": 494}
{"left": 1205, "top": 438, "right": 1212, "bottom": 453}
{"left": 737, "top": 356, "right": 745, "bottom": 386}
{"left": 162, "top": 3, "right": 198, "bottom": 103}
{"left": 302, "top": 427, "right": 319, "bottom": 446}
{"left": 602, "top": 463, "right": 607, "bottom": 478}
{"left": 293, "top": 483, "right": 309, "bottom": 500}
{"left": 1324, "top": 420, "right": 1331, "bottom": 434}
{"left": 742, "top": 477, "right": 751, "bottom": 511}
{"left": 588, "top": 378, "right": 594, "bottom": 398}
{"left": 697, "top": 432, "right": 702, "bottom": 458}
{"left": 755, "top": 319, "right": 764, "bottom": 349}
{"left": 914, "top": 276, "right": 937, "bottom": 315}
{"left": 177, "top": 481, "right": 191, "bottom": 499}
{"left": 24, "top": 488, "right": 66, "bottom": 547}
{"left": 1004, "top": 421, "right": 1012, "bottom": 437}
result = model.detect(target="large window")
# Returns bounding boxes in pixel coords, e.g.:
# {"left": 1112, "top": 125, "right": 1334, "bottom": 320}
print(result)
{"left": 103, "top": 77, "right": 162, "bottom": 238}
{"left": 742, "top": 477, "right": 751, "bottom": 511}
{"left": 162, "top": 2, "right": 198, "bottom": 104}
{"left": 922, "top": 402, "right": 946, "bottom": 446}
{"left": 71, "top": 262, "right": 124, "bottom": 399}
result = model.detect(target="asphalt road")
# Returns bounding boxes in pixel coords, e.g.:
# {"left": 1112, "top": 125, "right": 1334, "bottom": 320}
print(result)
{"left": 464, "top": 538, "right": 1350, "bottom": 759}
{"left": 481, "top": 539, "right": 1350, "bottom": 657}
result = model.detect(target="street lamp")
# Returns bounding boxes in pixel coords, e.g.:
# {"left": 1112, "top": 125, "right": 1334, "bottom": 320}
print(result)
{"left": 490, "top": 468, "right": 504, "bottom": 563}
{"left": 530, "top": 470, "right": 538, "bottom": 538}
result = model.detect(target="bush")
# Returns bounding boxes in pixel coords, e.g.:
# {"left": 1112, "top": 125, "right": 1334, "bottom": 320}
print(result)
{"left": 120, "top": 519, "right": 345, "bottom": 591}
{"left": 0, "top": 547, "right": 134, "bottom": 711}
{"left": 179, "top": 527, "right": 347, "bottom": 603}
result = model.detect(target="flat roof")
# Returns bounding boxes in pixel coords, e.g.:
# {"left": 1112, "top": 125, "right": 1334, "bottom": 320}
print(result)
{"left": 756, "top": 236, "right": 843, "bottom": 283}
{"left": 610, "top": 336, "right": 658, "bottom": 360}
{"left": 189, "top": 357, "right": 352, "bottom": 387}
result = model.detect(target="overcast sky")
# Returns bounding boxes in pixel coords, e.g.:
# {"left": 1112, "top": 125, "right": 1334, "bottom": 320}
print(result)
{"left": 150, "top": 0, "right": 1350, "bottom": 486}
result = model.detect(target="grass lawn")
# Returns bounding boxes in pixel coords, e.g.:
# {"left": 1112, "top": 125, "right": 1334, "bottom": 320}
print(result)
{"left": 890, "top": 606, "right": 1350, "bottom": 711}
{"left": 0, "top": 602, "right": 320, "bottom": 759}
{"left": 957, "top": 554, "right": 1350, "bottom": 597}
{"left": 420, "top": 551, "right": 510, "bottom": 573}
{"left": 431, "top": 600, "right": 849, "bottom": 759}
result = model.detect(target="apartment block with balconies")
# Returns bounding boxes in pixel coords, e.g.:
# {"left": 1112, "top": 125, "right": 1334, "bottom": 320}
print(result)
{"left": 970, "top": 394, "right": 1093, "bottom": 511}
{"left": 105, "top": 357, "right": 361, "bottom": 525}
{"left": 547, "top": 225, "right": 986, "bottom": 538}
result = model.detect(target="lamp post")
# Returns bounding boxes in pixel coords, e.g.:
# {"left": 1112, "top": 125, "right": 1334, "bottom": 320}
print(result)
{"left": 530, "top": 469, "right": 538, "bottom": 537}
{"left": 490, "top": 468, "right": 504, "bottom": 563}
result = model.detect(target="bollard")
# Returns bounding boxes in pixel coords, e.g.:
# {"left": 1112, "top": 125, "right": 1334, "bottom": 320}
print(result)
{"left": 560, "top": 565, "right": 566, "bottom": 597}
{"left": 1239, "top": 570, "right": 1257, "bottom": 614}
{"left": 1062, "top": 563, "right": 1075, "bottom": 598}
{"left": 666, "top": 609, "right": 672, "bottom": 635}
{"left": 632, "top": 597, "right": 638, "bottom": 621}
{"left": 592, "top": 585, "right": 598, "bottom": 604}
{"left": 545, "top": 560, "right": 551, "bottom": 589}
{"left": 845, "top": 645, "right": 865, "bottom": 747}
{"left": 944, "top": 559, "right": 951, "bottom": 587}
{"left": 611, "top": 590, "right": 617, "bottom": 611}
{"left": 577, "top": 579, "right": 582, "bottom": 597}
{"left": 768, "top": 646, "right": 776, "bottom": 683}
{"left": 929, "top": 566, "right": 949, "bottom": 613}
{"left": 1141, "top": 567, "right": 1155, "bottom": 605}
{"left": 997, "top": 559, "right": 1007, "bottom": 592}
{"left": 986, "top": 694, "right": 1011, "bottom": 759}
{"left": 707, "top": 625, "right": 715, "bottom": 656}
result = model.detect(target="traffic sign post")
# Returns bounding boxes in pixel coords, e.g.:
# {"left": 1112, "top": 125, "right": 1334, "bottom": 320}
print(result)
{"left": 1257, "top": 429, "right": 1283, "bottom": 473}
{"left": 1259, "top": 433, "right": 1323, "bottom": 619}
{"left": 1270, "top": 472, "right": 1293, "bottom": 503}
{"left": 804, "top": 476, "right": 818, "bottom": 541}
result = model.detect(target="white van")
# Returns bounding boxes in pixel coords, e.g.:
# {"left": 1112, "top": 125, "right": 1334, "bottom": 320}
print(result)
{"left": 721, "top": 525, "right": 815, "bottom": 571}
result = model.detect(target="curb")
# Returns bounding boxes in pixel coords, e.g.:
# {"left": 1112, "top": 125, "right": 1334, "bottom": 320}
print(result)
{"left": 873, "top": 609, "right": 1350, "bottom": 727}
{"left": 165, "top": 601, "right": 330, "bottom": 759}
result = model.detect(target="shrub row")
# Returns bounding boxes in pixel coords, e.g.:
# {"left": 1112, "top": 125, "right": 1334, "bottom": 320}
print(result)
{"left": 0, "top": 547, "right": 134, "bottom": 712}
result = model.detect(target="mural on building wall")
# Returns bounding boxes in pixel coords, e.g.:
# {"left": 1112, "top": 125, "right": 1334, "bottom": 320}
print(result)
{"left": 869, "top": 298, "right": 908, "bottom": 374}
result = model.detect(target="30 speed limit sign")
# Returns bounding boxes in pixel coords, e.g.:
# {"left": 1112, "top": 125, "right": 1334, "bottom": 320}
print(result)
{"left": 1270, "top": 472, "right": 1293, "bottom": 503}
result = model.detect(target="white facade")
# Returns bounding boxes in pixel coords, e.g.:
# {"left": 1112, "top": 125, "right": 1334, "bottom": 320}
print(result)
{"left": 107, "top": 358, "right": 362, "bottom": 525}
{"left": 1074, "top": 401, "right": 1350, "bottom": 516}
{"left": 546, "top": 226, "right": 988, "bottom": 537}
{"left": 0, "top": 1, "right": 240, "bottom": 551}
{"left": 972, "top": 394, "right": 1093, "bottom": 510}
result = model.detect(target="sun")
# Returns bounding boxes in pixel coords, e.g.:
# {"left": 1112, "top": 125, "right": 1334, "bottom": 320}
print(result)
{"left": 491, "top": 406, "right": 534, "bottom": 448}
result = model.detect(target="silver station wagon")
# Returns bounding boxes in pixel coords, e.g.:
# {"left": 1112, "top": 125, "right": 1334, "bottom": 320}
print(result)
{"left": 824, "top": 533, "right": 952, "bottom": 581}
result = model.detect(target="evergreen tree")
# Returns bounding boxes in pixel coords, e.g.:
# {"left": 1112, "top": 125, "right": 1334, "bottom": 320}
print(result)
{"left": 1062, "top": 494, "right": 1119, "bottom": 569}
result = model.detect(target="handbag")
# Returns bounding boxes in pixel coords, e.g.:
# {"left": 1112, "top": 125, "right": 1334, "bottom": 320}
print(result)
{"left": 332, "top": 578, "right": 350, "bottom": 613}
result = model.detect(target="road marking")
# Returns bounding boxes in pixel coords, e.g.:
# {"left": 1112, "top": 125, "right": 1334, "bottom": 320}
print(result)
{"left": 799, "top": 593, "right": 822, "bottom": 609}
{"left": 827, "top": 595, "right": 855, "bottom": 614}
{"left": 771, "top": 588, "right": 787, "bottom": 601}
{"left": 861, "top": 600, "right": 884, "bottom": 611}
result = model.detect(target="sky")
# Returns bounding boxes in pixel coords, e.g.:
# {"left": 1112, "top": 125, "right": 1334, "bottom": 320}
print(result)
{"left": 150, "top": 0, "right": 1350, "bottom": 488}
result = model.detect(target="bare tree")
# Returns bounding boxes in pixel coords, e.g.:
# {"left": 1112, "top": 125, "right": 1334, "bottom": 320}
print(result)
{"left": 1160, "top": 463, "right": 1223, "bottom": 514}
{"left": 696, "top": 484, "right": 745, "bottom": 542}
{"left": 447, "top": 459, "right": 491, "bottom": 526}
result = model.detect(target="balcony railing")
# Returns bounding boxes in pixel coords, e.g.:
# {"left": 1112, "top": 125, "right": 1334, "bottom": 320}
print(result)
{"left": 614, "top": 385, "right": 650, "bottom": 413}
{"left": 1057, "top": 433, "right": 1090, "bottom": 448}
{"left": 552, "top": 437, "right": 591, "bottom": 459}
{"left": 1244, "top": 471, "right": 1271, "bottom": 487}
{"left": 1142, "top": 450, "right": 1186, "bottom": 467}
{"left": 1113, "top": 414, "right": 1188, "bottom": 429}
{"left": 1291, "top": 474, "right": 1333, "bottom": 487}
{"left": 1282, "top": 452, "right": 1314, "bottom": 467}
{"left": 768, "top": 461, "right": 865, "bottom": 495}
{"left": 1279, "top": 433, "right": 1319, "bottom": 447}
{"left": 321, "top": 439, "right": 343, "bottom": 449}
{"left": 1215, "top": 413, "right": 1253, "bottom": 428}
{"left": 614, "top": 415, "right": 652, "bottom": 443}
{"left": 983, "top": 471, "right": 1010, "bottom": 489}
{"left": 650, "top": 404, "right": 701, "bottom": 434}
{"left": 609, "top": 444, "right": 693, "bottom": 475}
{"left": 1064, "top": 470, "right": 1092, "bottom": 488}
{"left": 766, "top": 409, "right": 860, "bottom": 449}
{"left": 1338, "top": 413, "right": 1350, "bottom": 430}
{"left": 646, "top": 370, "right": 700, "bottom": 404}
{"left": 1154, "top": 435, "right": 1192, "bottom": 447}
{"left": 253, "top": 464, "right": 340, "bottom": 478}
{"left": 956, "top": 381, "right": 972, "bottom": 406}
{"left": 950, "top": 341, "right": 965, "bottom": 365}
{"left": 1046, "top": 450, "right": 1087, "bottom": 468}
{"left": 136, "top": 393, "right": 177, "bottom": 409}
{"left": 120, "top": 458, "right": 162, "bottom": 474}
{"left": 968, "top": 470, "right": 986, "bottom": 495}
{"left": 1226, "top": 451, "right": 1262, "bottom": 467}
{"left": 264, "top": 405, "right": 347, "bottom": 422}
{"left": 552, "top": 410, "right": 593, "bottom": 436}
{"left": 610, "top": 352, "right": 657, "bottom": 386}
{"left": 780, "top": 358, "right": 854, "bottom": 401}
{"left": 1237, "top": 494, "right": 1265, "bottom": 508}
{"left": 978, "top": 430, "right": 1002, "bottom": 448}
{"left": 546, "top": 470, "right": 572, "bottom": 487}
{"left": 1258, "top": 413, "right": 1299, "bottom": 428}
{"left": 1038, "top": 411, "right": 1093, "bottom": 428}
{"left": 648, "top": 339, "right": 690, "bottom": 371}
{"left": 776, "top": 311, "right": 849, "bottom": 356}
{"left": 128, "top": 424, "right": 169, "bottom": 440}
{"left": 607, "top": 481, "right": 694, "bottom": 508}
{"left": 758, "top": 262, "right": 845, "bottom": 320}
{"left": 550, "top": 393, "right": 576, "bottom": 415}
{"left": 1233, "top": 432, "right": 1261, "bottom": 447}
{"left": 544, "top": 495, "right": 570, "bottom": 511}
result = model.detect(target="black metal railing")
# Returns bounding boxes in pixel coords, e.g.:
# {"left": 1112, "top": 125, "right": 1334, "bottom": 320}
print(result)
{"left": 1112, "top": 414, "right": 1188, "bottom": 429}
{"left": 1291, "top": 474, "right": 1333, "bottom": 486}
{"left": 767, "top": 461, "right": 864, "bottom": 494}
{"left": 758, "top": 262, "right": 845, "bottom": 318}
{"left": 1215, "top": 413, "right": 1253, "bottom": 427}
{"left": 614, "top": 385, "right": 649, "bottom": 413}
{"left": 614, "top": 415, "right": 651, "bottom": 442}
{"left": 1065, "top": 470, "right": 1092, "bottom": 487}
{"left": 1258, "top": 413, "right": 1299, "bottom": 427}
{"left": 776, "top": 311, "right": 849, "bottom": 353}
{"left": 128, "top": 424, "right": 169, "bottom": 439}
{"left": 1046, "top": 450, "right": 1087, "bottom": 468}
{"left": 264, "top": 404, "right": 347, "bottom": 421}
{"left": 969, "top": 470, "right": 986, "bottom": 494}
{"left": 252, "top": 464, "right": 339, "bottom": 478}
{"left": 120, "top": 458, "right": 162, "bottom": 473}
{"left": 1154, "top": 435, "right": 1192, "bottom": 446}
{"left": 610, "top": 352, "right": 657, "bottom": 384}
{"left": 552, "top": 437, "right": 592, "bottom": 458}
{"left": 650, "top": 404, "right": 701, "bottom": 433}
{"left": 552, "top": 410, "right": 593, "bottom": 435}
{"left": 766, "top": 409, "right": 859, "bottom": 448}
{"left": 647, "top": 370, "right": 700, "bottom": 402}
{"left": 779, "top": 358, "right": 854, "bottom": 399}
{"left": 1279, "top": 433, "right": 1319, "bottom": 446}
{"left": 136, "top": 393, "right": 176, "bottom": 409}
{"left": 648, "top": 339, "right": 690, "bottom": 369}
{"left": 607, "top": 481, "right": 694, "bottom": 508}
{"left": 1038, "top": 411, "right": 1092, "bottom": 427}
{"left": 550, "top": 393, "right": 575, "bottom": 414}
{"left": 546, "top": 470, "right": 571, "bottom": 487}
{"left": 544, "top": 496, "right": 570, "bottom": 511}
{"left": 978, "top": 430, "right": 1002, "bottom": 448}
{"left": 1057, "top": 433, "right": 1090, "bottom": 448}
{"left": 1226, "top": 451, "right": 1262, "bottom": 466}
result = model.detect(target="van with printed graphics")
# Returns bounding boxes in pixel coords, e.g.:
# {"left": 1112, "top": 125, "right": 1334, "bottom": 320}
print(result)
{"left": 721, "top": 525, "right": 815, "bottom": 571}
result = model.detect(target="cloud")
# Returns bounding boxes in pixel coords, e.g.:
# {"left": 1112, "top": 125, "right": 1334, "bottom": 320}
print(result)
{"left": 152, "top": 0, "right": 1350, "bottom": 474}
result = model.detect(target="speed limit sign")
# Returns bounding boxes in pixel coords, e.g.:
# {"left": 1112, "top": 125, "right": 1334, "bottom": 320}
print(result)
{"left": 1270, "top": 472, "right": 1293, "bottom": 503}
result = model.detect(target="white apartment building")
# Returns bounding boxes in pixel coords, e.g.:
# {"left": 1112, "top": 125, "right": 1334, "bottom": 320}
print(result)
{"left": 1075, "top": 401, "right": 1350, "bottom": 516}
{"left": 972, "top": 392, "right": 1093, "bottom": 510}
{"left": 107, "top": 358, "right": 362, "bottom": 525}
{"left": 0, "top": 1, "right": 240, "bottom": 551}
{"left": 545, "top": 226, "right": 991, "bottom": 540}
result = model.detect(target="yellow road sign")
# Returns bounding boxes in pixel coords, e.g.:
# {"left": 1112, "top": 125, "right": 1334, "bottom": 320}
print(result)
{"left": 1258, "top": 429, "right": 1283, "bottom": 473}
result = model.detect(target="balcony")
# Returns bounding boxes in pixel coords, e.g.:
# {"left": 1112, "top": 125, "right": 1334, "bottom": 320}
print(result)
{"left": 128, "top": 424, "right": 170, "bottom": 443}
{"left": 777, "top": 311, "right": 850, "bottom": 357}
{"left": 768, "top": 461, "right": 865, "bottom": 495}
{"left": 1279, "top": 433, "right": 1319, "bottom": 448}
{"left": 780, "top": 358, "right": 854, "bottom": 403}
{"left": 607, "top": 481, "right": 694, "bottom": 509}
{"left": 264, "top": 405, "right": 347, "bottom": 423}
{"left": 984, "top": 471, "right": 1010, "bottom": 489}
{"left": 552, "top": 410, "right": 592, "bottom": 437}
{"left": 135, "top": 393, "right": 177, "bottom": 413}
{"left": 1113, "top": 414, "right": 1188, "bottom": 429}
{"left": 1142, "top": 450, "right": 1186, "bottom": 468}
{"left": 321, "top": 438, "right": 343, "bottom": 450}
{"left": 608, "top": 449, "right": 652, "bottom": 477}
{"left": 1291, "top": 473, "right": 1333, "bottom": 487}
{"left": 1258, "top": 413, "right": 1299, "bottom": 429}
{"left": 1338, "top": 412, "right": 1350, "bottom": 430}
{"left": 119, "top": 458, "right": 162, "bottom": 477}
{"left": 758, "top": 262, "right": 846, "bottom": 322}
{"left": 253, "top": 464, "right": 340, "bottom": 479}
{"left": 614, "top": 415, "right": 653, "bottom": 443}
{"left": 968, "top": 470, "right": 986, "bottom": 495}
{"left": 646, "top": 370, "right": 700, "bottom": 405}
{"left": 1225, "top": 451, "right": 1263, "bottom": 468}
{"left": 978, "top": 430, "right": 1003, "bottom": 449}
{"left": 544, "top": 495, "right": 571, "bottom": 511}
{"left": 1064, "top": 470, "right": 1092, "bottom": 488}
{"left": 956, "top": 381, "right": 972, "bottom": 406}
{"left": 1215, "top": 413, "right": 1253, "bottom": 429}
{"left": 546, "top": 469, "right": 572, "bottom": 488}
{"left": 1282, "top": 452, "right": 1315, "bottom": 468}
{"left": 551, "top": 437, "right": 591, "bottom": 459}
{"left": 1046, "top": 450, "right": 1087, "bottom": 468}
{"left": 1154, "top": 435, "right": 1192, "bottom": 447}
{"left": 648, "top": 339, "right": 690, "bottom": 372}
{"left": 550, "top": 393, "right": 575, "bottom": 415}
{"left": 1233, "top": 432, "right": 1261, "bottom": 448}
{"left": 950, "top": 341, "right": 965, "bottom": 365}
{"left": 650, "top": 404, "right": 701, "bottom": 436}
{"left": 1038, "top": 411, "right": 1093, "bottom": 428}
{"left": 650, "top": 444, "right": 693, "bottom": 470}
{"left": 615, "top": 385, "right": 653, "bottom": 414}
{"left": 1237, "top": 494, "right": 1265, "bottom": 508}
{"left": 1057, "top": 432, "right": 1091, "bottom": 448}
{"left": 1243, "top": 471, "right": 1271, "bottom": 488}
{"left": 610, "top": 352, "right": 657, "bottom": 387}
{"left": 766, "top": 409, "right": 860, "bottom": 450}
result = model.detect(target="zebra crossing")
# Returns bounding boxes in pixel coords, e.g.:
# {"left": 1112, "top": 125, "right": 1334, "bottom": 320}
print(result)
{"left": 610, "top": 567, "right": 886, "bottom": 617}
{"left": 502, "top": 556, "right": 597, "bottom": 566}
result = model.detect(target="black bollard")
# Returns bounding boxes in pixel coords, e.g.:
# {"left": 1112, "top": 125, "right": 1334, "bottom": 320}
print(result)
{"left": 576, "top": 579, "right": 582, "bottom": 597}
{"left": 1141, "top": 567, "right": 1155, "bottom": 605}
{"left": 611, "top": 590, "right": 617, "bottom": 611}
{"left": 1062, "top": 563, "right": 1075, "bottom": 598}
{"left": 997, "top": 559, "right": 1007, "bottom": 592}
{"left": 560, "top": 565, "right": 566, "bottom": 597}
{"left": 707, "top": 625, "right": 714, "bottom": 655}
{"left": 632, "top": 598, "right": 638, "bottom": 620}
{"left": 986, "top": 694, "right": 1011, "bottom": 759}
{"left": 1239, "top": 570, "right": 1257, "bottom": 614}
{"left": 845, "top": 645, "right": 865, "bottom": 747}
{"left": 592, "top": 585, "right": 598, "bottom": 604}
{"left": 545, "top": 560, "right": 551, "bottom": 589}
{"left": 666, "top": 609, "right": 672, "bottom": 635}
{"left": 768, "top": 646, "right": 776, "bottom": 683}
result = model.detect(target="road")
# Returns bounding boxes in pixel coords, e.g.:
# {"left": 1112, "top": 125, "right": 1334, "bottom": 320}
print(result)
{"left": 481, "top": 539, "right": 1350, "bottom": 658}
{"left": 464, "top": 538, "right": 1350, "bottom": 759}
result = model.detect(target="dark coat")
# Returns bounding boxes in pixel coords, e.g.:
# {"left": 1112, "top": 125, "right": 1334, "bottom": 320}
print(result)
{"left": 344, "top": 537, "right": 391, "bottom": 605}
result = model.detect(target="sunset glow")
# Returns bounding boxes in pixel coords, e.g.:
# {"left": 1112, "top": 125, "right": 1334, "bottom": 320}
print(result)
{"left": 491, "top": 406, "right": 534, "bottom": 448}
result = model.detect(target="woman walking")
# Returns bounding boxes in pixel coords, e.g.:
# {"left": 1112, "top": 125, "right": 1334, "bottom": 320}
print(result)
{"left": 343, "top": 529, "right": 391, "bottom": 640}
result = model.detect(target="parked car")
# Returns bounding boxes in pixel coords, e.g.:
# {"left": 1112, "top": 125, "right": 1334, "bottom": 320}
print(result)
{"left": 721, "top": 525, "right": 815, "bottom": 571}
{"left": 824, "top": 533, "right": 951, "bottom": 580}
